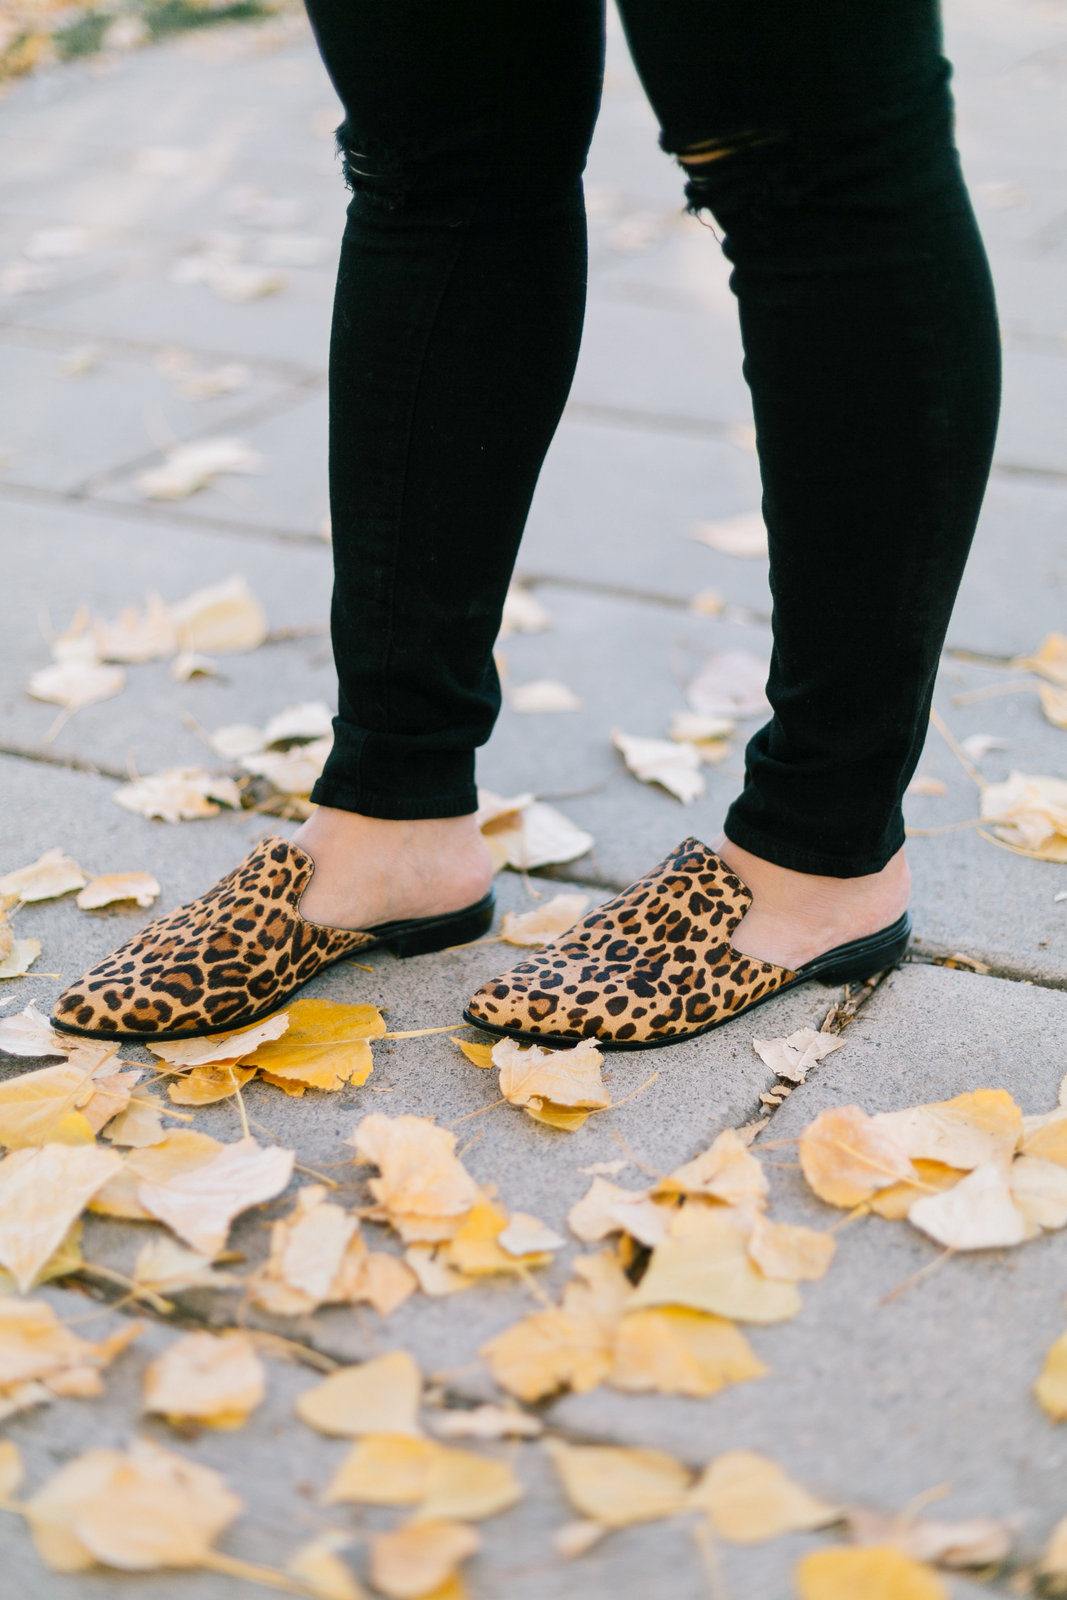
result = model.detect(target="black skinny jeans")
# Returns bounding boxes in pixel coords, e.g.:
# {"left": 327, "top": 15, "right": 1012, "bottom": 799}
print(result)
{"left": 303, "top": 0, "right": 1000, "bottom": 878}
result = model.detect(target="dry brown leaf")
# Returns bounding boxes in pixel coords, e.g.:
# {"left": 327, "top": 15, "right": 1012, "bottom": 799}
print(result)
{"left": 499, "top": 894, "right": 589, "bottom": 947}
{"left": 847, "top": 1508, "right": 1013, "bottom": 1568}
{"left": 907, "top": 775, "right": 948, "bottom": 797}
{"left": 795, "top": 1545, "right": 947, "bottom": 1599}
{"left": 630, "top": 1205, "right": 801, "bottom": 1323}
{"left": 654, "top": 1128, "right": 769, "bottom": 1208}
{"left": 688, "top": 1450, "right": 839, "bottom": 1543}
{"left": 0, "top": 1299, "right": 140, "bottom": 1417}
{"left": 0, "top": 1143, "right": 122, "bottom": 1291}
{"left": 143, "top": 1330, "right": 265, "bottom": 1429}
{"left": 167, "top": 1063, "right": 257, "bottom": 1106}
{"left": 872, "top": 1089, "right": 1022, "bottom": 1171}
{"left": 0, "top": 937, "right": 40, "bottom": 980}
{"left": 240, "top": 999, "right": 383, "bottom": 1092}
{"left": 1016, "top": 632, "right": 1067, "bottom": 686}
{"left": 149, "top": 1009, "right": 290, "bottom": 1069}
{"left": 349, "top": 1114, "right": 481, "bottom": 1243}
{"left": 28, "top": 659, "right": 125, "bottom": 711}
{"left": 404, "top": 1244, "right": 477, "bottom": 1298}
{"left": 369, "top": 1520, "right": 479, "bottom": 1600}
{"left": 131, "top": 1236, "right": 237, "bottom": 1298}
{"left": 798, "top": 1105, "right": 916, "bottom": 1208}
{"left": 242, "top": 738, "right": 332, "bottom": 799}
{"left": 491, "top": 1037, "right": 611, "bottom": 1122}
{"left": 747, "top": 1215, "right": 836, "bottom": 1282}
{"left": 0, "top": 848, "right": 87, "bottom": 903}
{"left": 287, "top": 1532, "right": 364, "bottom": 1600}
{"left": 509, "top": 679, "right": 581, "bottom": 714}
{"left": 137, "top": 1137, "right": 295, "bottom": 1256}
{"left": 24, "top": 1437, "right": 243, "bottom": 1573}
{"left": 981, "top": 771, "right": 1067, "bottom": 860}
{"left": 476, "top": 789, "right": 593, "bottom": 872}
{"left": 908, "top": 1161, "right": 1037, "bottom": 1250}
{"left": 90, "top": 1129, "right": 223, "bottom": 1219}
{"left": 297, "top": 1350, "right": 422, "bottom": 1438}
{"left": 137, "top": 442, "right": 263, "bottom": 501}
{"left": 691, "top": 511, "right": 767, "bottom": 558}
{"left": 92, "top": 593, "right": 177, "bottom": 663}
{"left": 430, "top": 1405, "right": 542, "bottom": 1441}
{"left": 1010, "top": 1155, "right": 1067, "bottom": 1229}
{"left": 610, "top": 1307, "right": 766, "bottom": 1397}
{"left": 867, "top": 1160, "right": 968, "bottom": 1220}
{"left": 113, "top": 768, "right": 242, "bottom": 823}
{"left": 0, "top": 1003, "right": 73, "bottom": 1060}
{"left": 75, "top": 872, "right": 161, "bottom": 911}
{"left": 546, "top": 1439, "right": 691, "bottom": 1527}
{"left": 751, "top": 1028, "right": 844, "bottom": 1084}
{"left": 612, "top": 729, "right": 705, "bottom": 805}
{"left": 687, "top": 651, "right": 770, "bottom": 718}
{"left": 497, "top": 1213, "right": 564, "bottom": 1256}
{"left": 1040, "top": 684, "right": 1067, "bottom": 730}
{"left": 249, "top": 1184, "right": 361, "bottom": 1315}
{"left": 498, "top": 585, "right": 551, "bottom": 638}
{"left": 568, "top": 1177, "right": 672, "bottom": 1249}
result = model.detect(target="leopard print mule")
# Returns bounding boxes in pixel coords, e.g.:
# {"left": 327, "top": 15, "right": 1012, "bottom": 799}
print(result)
{"left": 464, "top": 837, "right": 910, "bottom": 1051}
{"left": 52, "top": 835, "right": 495, "bottom": 1043}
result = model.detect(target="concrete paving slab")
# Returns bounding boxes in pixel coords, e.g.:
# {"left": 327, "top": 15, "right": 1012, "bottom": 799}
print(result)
{"left": 0, "top": 330, "right": 300, "bottom": 494}
{"left": 0, "top": 497, "right": 334, "bottom": 776}
{"left": 550, "top": 961, "right": 1067, "bottom": 1577}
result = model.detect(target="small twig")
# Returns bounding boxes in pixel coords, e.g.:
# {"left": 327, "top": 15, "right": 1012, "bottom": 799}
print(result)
{"left": 447, "top": 1097, "right": 508, "bottom": 1125}
{"left": 590, "top": 1070, "right": 659, "bottom": 1116}
{"left": 976, "top": 827, "right": 1059, "bottom": 862}
{"left": 382, "top": 1024, "right": 472, "bottom": 1040}
{"left": 877, "top": 1246, "right": 954, "bottom": 1306}
{"left": 692, "top": 1521, "right": 729, "bottom": 1600}
{"left": 950, "top": 678, "right": 1035, "bottom": 706}
{"left": 928, "top": 705, "right": 985, "bottom": 788}
{"left": 904, "top": 817, "right": 988, "bottom": 836}
{"left": 293, "top": 1160, "right": 340, "bottom": 1188}
{"left": 232, "top": 1071, "right": 251, "bottom": 1140}
{"left": 203, "top": 1548, "right": 321, "bottom": 1596}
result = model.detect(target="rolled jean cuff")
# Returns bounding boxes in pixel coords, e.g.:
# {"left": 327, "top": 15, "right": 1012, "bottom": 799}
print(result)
{"left": 722, "top": 802, "right": 906, "bottom": 879}
{"left": 310, "top": 722, "right": 478, "bottom": 820}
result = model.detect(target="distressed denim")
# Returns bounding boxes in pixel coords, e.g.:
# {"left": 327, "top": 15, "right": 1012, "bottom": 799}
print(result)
{"left": 304, "top": 0, "right": 999, "bottom": 876}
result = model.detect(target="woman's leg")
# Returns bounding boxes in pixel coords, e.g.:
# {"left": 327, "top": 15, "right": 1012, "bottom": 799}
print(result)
{"left": 617, "top": 0, "right": 1000, "bottom": 966}
{"left": 298, "top": 0, "right": 604, "bottom": 927}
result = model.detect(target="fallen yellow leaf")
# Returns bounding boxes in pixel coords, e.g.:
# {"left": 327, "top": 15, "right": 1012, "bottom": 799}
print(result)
{"left": 369, "top": 1519, "right": 479, "bottom": 1600}
{"left": 0, "top": 1438, "right": 22, "bottom": 1499}
{"left": 872, "top": 1089, "right": 1022, "bottom": 1171}
{"left": 24, "top": 1437, "right": 243, "bottom": 1573}
{"left": 629, "top": 1206, "right": 802, "bottom": 1324}
{"left": 798, "top": 1105, "right": 915, "bottom": 1208}
{"left": 981, "top": 771, "right": 1067, "bottom": 861}
{"left": 287, "top": 1531, "right": 364, "bottom": 1600}
{"left": 113, "top": 768, "right": 242, "bottom": 824}
{"left": 429, "top": 1405, "right": 542, "bottom": 1441}
{"left": 325, "top": 1434, "right": 521, "bottom": 1521}
{"left": 653, "top": 1128, "right": 768, "bottom": 1208}
{"left": 481, "top": 1308, "right": 614, "bottom": 1403}
{"left": 131, "top": 1237, "right": 237, "bottom": 1298}
{"left": 907, "top": 1161, "right": 1037, "bottom": 1250}
{"left": 297, "top": 1349, "right": 422, "bottom": 1438}
{"left": 149, "top": 1010, "right": 290, "bottom": 1069}
{"left": 0, "top": 938, "right": 41, "bottom": 980}
{"left": 1010, "top": 1156, "right": 1067, "bottom": 1229}
{"left": 687, "top": 1450, "right": 840, "bottom": 1542}
{"left": 240, "top": 999, "right": 384, "bottom": 1092}
{"left": 0, "top": 1299, "right": 140, "bottom": 1420}
{"left": 169, "top": 573, "right": 267, "bottom": 654}
{"left": 795, "top": 1544, "right": 947, "bottom": 1599}
{"left": 444, "top": 1197, "right": 553, "bottom": 1277}
{"left": 491, "top": 1037, "right": 611, "bottom": 1117}
{"left": 1021, "top": 1112, "right": 1067, "bottom": 1167}
{"left": 250, "top": 1184, "right": 363, "bottom": 1315}
{"left": 1035, "top": 1329, "right": 1067, "bottom": 1421}
{"left": 568, "top": 1177, "right": 672, "bottom": 1248}
{"left": 747, "top": 1216, "right": 836, "bottom": 1282}
{"left": 102, "top": 1089, "right": 168, "bottom": 1147}
{"left": 612, "top": 728, "right": 705, "bottom": 805}
{"left": 75, "top": 872, "right": 161, "bottom": 911}
{"left": 90, "top": 1129, "right": 223, "bottom": 1219}
{"left": 349, "top": 1114, "right": 481, "bottom": 1243}
{"left": 867, "top": 1160, "right": 967, "bottom": 1221}
{"left": 1040, "top": 684, "right": 1067, "bottom": 730}
{"left": 546, "top": 1439, "right": 691, "bottom": 1527}
{"left": 0, "top": 1062, "right": 101, "bottom": 1148}
{"left": 0, "top": 1143, "right": 122, "bottom": 1291}
{"left": 92, "top": 592, "right": 177, "bottom": 663}
{"left": 751, "top": 1028, "right": 844, "bottom": 1083}
{"left": 1015, "top": 631, "right": 1067, "bottom": 686}
{"left": 167, "top": 1063, "right": 257, "bottom": 1106}
{"left": 452, "top": 1038, "right": 494, "bottom": 1069}
{"left": 136, "top": 1137, "right": 295, "bottom": 1256}
{"left": 143, "top": 1330, "right": 265, "bottom": 1429}
{"left": 610, "top": 1307, "right": 767, "bottom": 1396}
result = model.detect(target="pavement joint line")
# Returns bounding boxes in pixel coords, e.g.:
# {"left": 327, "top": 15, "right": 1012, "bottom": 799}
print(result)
{"left": 67, "top": 373, "right": 329, "bottom": 500}
{"left": 908, "top": 944, "right": 1067, "bottom": 993}
{"left": 0, "top": 316, "right": 324, "bottom": 385}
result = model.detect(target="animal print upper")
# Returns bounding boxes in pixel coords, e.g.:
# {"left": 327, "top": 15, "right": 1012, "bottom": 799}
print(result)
{"left": 53, "top": 836, "right": 372, "bottom": 1040}
{"left": 466, "top": 837, "right": 793, "bottom": 1046}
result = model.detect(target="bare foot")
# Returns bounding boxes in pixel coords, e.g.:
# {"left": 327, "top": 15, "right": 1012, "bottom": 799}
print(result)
{"left": 715, "top": 835, "right": 910, "bottom": 971}
{"left": 293, "top": 808, "right": 493, "bottom": 931}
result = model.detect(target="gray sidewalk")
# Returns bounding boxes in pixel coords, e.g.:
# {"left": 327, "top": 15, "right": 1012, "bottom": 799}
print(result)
{"left": 0, "top": 3, "right": 1065, "bottom": 1597}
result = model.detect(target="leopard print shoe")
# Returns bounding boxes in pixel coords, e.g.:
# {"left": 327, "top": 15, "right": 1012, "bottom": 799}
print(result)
{"left": 464, "top": 837, "right": 910, "bottom": 1051}
{"left": 52, "top": 835, "right": 495, "bottom": 1043}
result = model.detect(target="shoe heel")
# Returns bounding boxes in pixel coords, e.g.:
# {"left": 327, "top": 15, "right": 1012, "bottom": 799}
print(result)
{"left": 817, "top": 929, "right": 911, "bottom": 985}
{"left": 383, "top": 896, "right": 495, "bottom": 959}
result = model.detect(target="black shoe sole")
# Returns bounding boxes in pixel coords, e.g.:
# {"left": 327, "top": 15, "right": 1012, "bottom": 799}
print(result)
{"left": 50, "top": 891, "right": 496, "bottom": 1044}
{"left": 461, "top": 911, "right": 911, "bottom": 1053}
